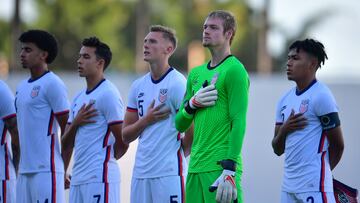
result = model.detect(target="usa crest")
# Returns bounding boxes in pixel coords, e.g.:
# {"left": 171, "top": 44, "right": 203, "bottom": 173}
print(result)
{"left": 299, "top": 99, "right": 309, "bottom": 113}
{"left": 158, "top": 89, "right": 168, "bottom": 103}
{"left": 30, "top": 86, "right": 41, "bottom": 98}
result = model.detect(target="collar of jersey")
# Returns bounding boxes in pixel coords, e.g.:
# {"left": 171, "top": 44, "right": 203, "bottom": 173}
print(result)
{"left": 86, "top": 78, "right": 106, "bottom": 95}
{"left": 207, "top": 55, "right": 233, "bottom": 70}
{"left": 151, "top": 67, "right": 174, "bottom": 84}
{"left": 28, "top": 70, "right": 50, "bottom": 83}
{"left": 295, "top": 79, "right": 317, "bottom": 96}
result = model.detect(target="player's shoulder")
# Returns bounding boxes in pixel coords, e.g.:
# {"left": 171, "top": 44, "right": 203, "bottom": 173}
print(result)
{"left": 0, "top": 80, "right": 10, "bottom": 91}
{"left": 168, "top": 67, "right": 186, "bottom": 82}
{"left": 131, "top": 72, "right": 151, "bottom": 89}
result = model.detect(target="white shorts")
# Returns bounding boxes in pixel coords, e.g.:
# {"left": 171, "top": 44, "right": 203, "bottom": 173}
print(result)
{"left": 281, "top": 191, "right": 336, "bottom": 203}
{"left": 16, "top": 172, "right": 65, "bottom": 203}
{"left": 131, "top": 176, "right": 185, "bottom": 203}
{"left": 1, "top": 179, "right": 16, "bottom": 203}
{"left": 70, "top": 182, "right": 120, "bottom": 203}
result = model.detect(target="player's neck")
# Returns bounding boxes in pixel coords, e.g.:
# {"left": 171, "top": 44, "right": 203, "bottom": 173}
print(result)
{"left": 296, "top": 76, "right": 316, "bottom": 92}
{"left": 30, "top": 64, "right": 48, "bottom": 80}
{"left": 149, "top": 61, "right": 170, "bottom": 81}
{"left": 86, "top": 73, "right": 105, "bottom": 92}
{"left": 209, "top": 46, "right": 231, "bottom": 67}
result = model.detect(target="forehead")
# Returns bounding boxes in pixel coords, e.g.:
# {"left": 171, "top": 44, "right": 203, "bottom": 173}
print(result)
{"left": 204, "top": 17, "right": 224, "bottom": 27}
{"left": 79, "top": 46, "right": 96, "bottom": 55}
{"left": 21, "top": 42, "right": 40, "bottom": 50}
{"left": 145, "top": 31, "right": 164, "bottom": 40}
{"left": 288, "top": 48, "right": 307, "bottom": 57}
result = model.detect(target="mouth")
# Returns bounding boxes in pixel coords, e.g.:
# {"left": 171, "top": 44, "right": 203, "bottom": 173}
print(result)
{"left": 143, "top": 51, "right": 150, "bottom": 56}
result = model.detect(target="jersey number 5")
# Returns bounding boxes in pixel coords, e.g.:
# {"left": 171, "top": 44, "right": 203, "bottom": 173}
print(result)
{"left": 138, "top": 100, "right": 144, "bottom": 117}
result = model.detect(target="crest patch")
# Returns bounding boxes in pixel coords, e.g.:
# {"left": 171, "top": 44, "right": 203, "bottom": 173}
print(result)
{"left": 30, "top": 86, "right": 41, "bottom": 98}
{"left": 158, "top": 89, "right": 168, "bottom": 103}
{"left": 299, "top": 99, "right": 309, "bottom": 113}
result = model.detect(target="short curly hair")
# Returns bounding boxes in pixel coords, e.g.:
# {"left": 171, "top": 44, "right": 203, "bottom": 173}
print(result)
{"left": 289, "top": 38, "right": 328, "bottom": 68}
{"left": 19, "top": 30, "right": 58, "bottom": 64}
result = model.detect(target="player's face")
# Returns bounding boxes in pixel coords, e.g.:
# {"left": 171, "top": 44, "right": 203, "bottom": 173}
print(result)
{"left": 202, "top": 17, "right": 228, "bottom": 47}
{"left": 77, "top": 46, "right": 101, "bottom": 77}
{"left": 19, "top": 42, "right": 47, "bottom": 69}
{"left": 143, "top": 32, "right": 171, "bottom": 63}
{"left": 286, "top": 49, "right": 313, "bottom": 82}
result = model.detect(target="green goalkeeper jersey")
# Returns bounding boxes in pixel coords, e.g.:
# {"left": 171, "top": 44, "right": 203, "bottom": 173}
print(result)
{"left": 175, "top": 55, "right": 249, "bottom": 173}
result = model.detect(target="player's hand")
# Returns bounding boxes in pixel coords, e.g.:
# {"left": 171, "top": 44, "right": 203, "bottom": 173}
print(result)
{"left": 209, "top": 160, "right": 237, "bottom": 203}
{"left": 144, "top": 100, "right": 171, "bottom": 125}
{"left": 189, "top": 84, "right": 218, "bottom": 109}
{"left": 280, "top": 109, "right": 307, "bottom": 135}
{"left": 72, "top": 103, "right": 98, "bottom": 127}
{"left": 64, "top": 174, "right": 71, "bottom": 189}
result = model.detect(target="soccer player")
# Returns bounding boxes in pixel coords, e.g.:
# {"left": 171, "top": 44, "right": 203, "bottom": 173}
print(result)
{"left": 62, "top": 37, "right": 128, "bottom": 203}
{"left": 272, "top": 39, "right": 345, "bottom": 203}
{"left": 122, "top": 25, "right": 189, "bottom": 203}
{"left": 175, "top": 10, "right": 249, "bottom": 203}
{"left": 0, "top": 80, "right": 20, "bottom": 203}
{"left": 15, "top": 30, "right": 69, "bottom": 203}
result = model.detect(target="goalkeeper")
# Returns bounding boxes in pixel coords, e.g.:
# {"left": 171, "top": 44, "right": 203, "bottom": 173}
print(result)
{"left": 175, "top": 10, "right": 249, "bottom": 203}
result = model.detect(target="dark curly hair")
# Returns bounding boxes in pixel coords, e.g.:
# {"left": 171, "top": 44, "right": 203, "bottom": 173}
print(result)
{"left": 19, "top": 30, "right": 58, "bottom": 64}
{"left": 289, "top": 38, "right": 328, "bottom": 68}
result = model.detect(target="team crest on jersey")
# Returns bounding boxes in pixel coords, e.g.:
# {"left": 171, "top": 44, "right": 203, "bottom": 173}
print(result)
{"left": 30, "top": 85, "right": 41, "bottom": 98}
{"left": 158, "top": 89, "right": 168, "bottom": 103}
{"left": 299, "top": 99, "right": 309, "bottom": 113}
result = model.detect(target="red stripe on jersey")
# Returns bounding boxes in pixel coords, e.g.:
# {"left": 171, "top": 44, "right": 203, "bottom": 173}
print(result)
{"left": 50, "top": 134, "right": 57, "bottom": 203}
{"left": 126, "top": 107, "right": 137, "bottom": 112}
{"left": 48, "top": 111, "right": 55, "bottom": 136}
{"left": 318, "top": 131, "right": 326, "bottom": 153}
{"left": 102, "top": 146, "right": 111, "bottom": 183}
{"left": 319, "top": 151, "right": 326, "bottom": 192}
{"left": 2, "top": 180, "right": 6, "bottom": 203}
{"left": 321, "top": 192, "right": 328, "bottom": 203}
{"left": 103, "top": 127, "right": 111, "bottom": 148}
{"left": 1, "top": 127, "right": 7, "bottom": 145}
{"left": 104, "top": 182, "right": 109, "bottom": 203}
{"left": 177, "top": 132, "right": 181, "bottom": 141}
{"left": 4, "top": 143, "right": 9, "bottom": 180}
{"left": 54, "top": 110, "right": 69, "bottom": 116}
{"left": 108, "top": 120, "right": 123, "bottom": 126}
{"left": 2, "top": 113, "right": 16, "bottom": 120}
{"left": 177, "top": 149, "right": 185, "bottom": 203}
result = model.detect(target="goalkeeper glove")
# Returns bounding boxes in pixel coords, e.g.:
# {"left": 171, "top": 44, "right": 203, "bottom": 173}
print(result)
{"left": 184, "top": 81, "right": 218, "bottom": 115}
{"left": 209, "top": 160, "right": 237, "bottom": 203}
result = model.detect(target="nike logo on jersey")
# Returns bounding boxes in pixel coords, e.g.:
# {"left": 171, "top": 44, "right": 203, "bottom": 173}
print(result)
{"left": 138, "top": 92, "right": 144, "bottom": 98}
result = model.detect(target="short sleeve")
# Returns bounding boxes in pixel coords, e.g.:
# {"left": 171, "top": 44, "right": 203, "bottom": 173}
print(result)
{"left": 126, "top": 81, "right": 138, "bottom": 112}
{"left": 314, "top": 90, "right": 338, "bottom": 117}
{"left": 0, "top": 82, "right": 16, "bottom": 119}
{"left": 99, "top": 90, "right": 124, "bottom": 125}
{"left": 46, "top": 78, "right": 70, "bottom": 115}
{"left": 170, "top": 74, "right": 187, "bottom": 111}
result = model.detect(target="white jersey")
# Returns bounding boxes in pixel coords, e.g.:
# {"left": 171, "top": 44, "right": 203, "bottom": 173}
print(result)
{"left": 15, "top": 71, "right": 69, "bottom": 174}
{"left": 127, "top": 67, "right": 187, "bottom": 178}
{"left": 68, "top": 79, "right": 124, "bottom": 185}
{"left": 275, "top": 80, "right": 338, "bottom": 193}
{"left": 0, "top": 80, "right": 16, "bottom": 180}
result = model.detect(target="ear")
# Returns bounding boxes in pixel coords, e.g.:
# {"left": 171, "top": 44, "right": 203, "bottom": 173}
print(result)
{"left": 165, "top": 45, "right": 174, "bottom": 55}
{"left": 225, "top": 30, "right": 233, "bottom": 40}
{"left": 97, "top": 58, "right": 105, "bottom": 69}
{"left": 41, "top": 51, "right": 49, "bottom": 62}
{"left": 309, "top": 57, "right": 319, "bottom": 70}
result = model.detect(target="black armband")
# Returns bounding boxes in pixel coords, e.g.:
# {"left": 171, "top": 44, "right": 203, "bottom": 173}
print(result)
{"left": 217, "top": 159, "right": 236, "bottom": 171}
{"left": 184, "top": 100, "right": 196, "bottom": 115}
{"left": 319, "top": 112, "right": 340, "bottom": 130}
